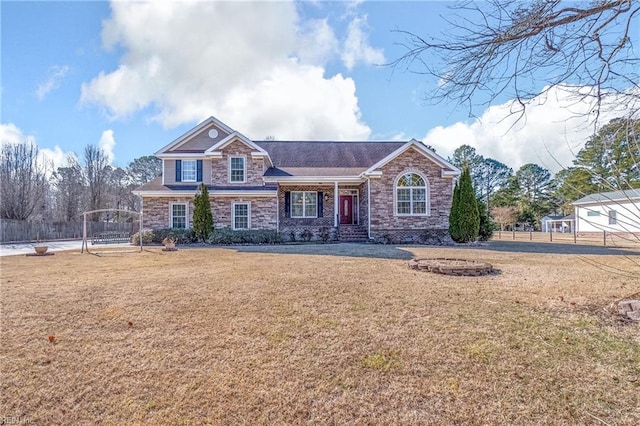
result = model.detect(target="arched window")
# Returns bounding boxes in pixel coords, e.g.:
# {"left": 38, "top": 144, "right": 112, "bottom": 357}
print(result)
{"left": 395, "top": 172, "right": 428, "bottom": 216}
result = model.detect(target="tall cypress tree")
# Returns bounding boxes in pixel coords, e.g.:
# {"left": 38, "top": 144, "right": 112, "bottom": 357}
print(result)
{"left": 449, "top": 179, "right": 461, "bottom": 242}
{"left": 450, "top": 165, "right": 480, "bottom": 243}
{"left": 193, "top": 183, "right": 213, "bottom": 242}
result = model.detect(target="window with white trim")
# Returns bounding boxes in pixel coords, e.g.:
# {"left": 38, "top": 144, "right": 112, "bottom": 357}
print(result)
{"left": 608, "top": 210, "right": 617, "bottom": 225}
{"left": 229, "top": 156, "right": 246, "bottom": 183}
{"left": 233, "top": 203, "right": 250, "bottom": 230}
{"left": 291, "top": 191, "right": 317, "bottom": 218}
{"left": 395, "top": 173, "right": 428, "bottom": 216}
{"left": 171, "top": 203, "right": 188, "bottom": 229}
{"left": 182, "top": 160, "right": 197, "bottom": 182}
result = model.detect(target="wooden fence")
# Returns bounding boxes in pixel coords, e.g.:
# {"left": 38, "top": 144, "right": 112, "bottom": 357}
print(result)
{"left": 492, "top": 230, "right": 640, "bottom": 248}
{"left": 0, "top": 220, "right": 140, "bottom": 243}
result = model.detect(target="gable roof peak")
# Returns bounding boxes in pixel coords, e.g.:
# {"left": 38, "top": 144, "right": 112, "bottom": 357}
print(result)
{"left": 155, "top": 115, "right": 237, "bottom": 156}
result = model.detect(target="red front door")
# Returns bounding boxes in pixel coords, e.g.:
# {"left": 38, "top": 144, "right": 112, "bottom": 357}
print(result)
{"left": 339, "top": 195, "right": 353, "bottom": 224}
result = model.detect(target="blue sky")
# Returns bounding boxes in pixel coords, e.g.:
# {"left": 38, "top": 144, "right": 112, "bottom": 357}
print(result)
{"left": 2, "top": 1, "right": 636, "bottom": 173}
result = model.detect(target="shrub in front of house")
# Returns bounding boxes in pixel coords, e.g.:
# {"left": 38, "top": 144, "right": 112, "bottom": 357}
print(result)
{"left": 449, "top": 165, "right": 480, "bottom": 243}
{"left": 130, "top": 229, "right": 155, "bottom": 245}
{"left": 206, "top": 228, "right": 283, "bottom": 245}
{"left": 131, "top": 228, "right": 197, "bottom": 245}
{"left": 193, "top": 183, "right": 214, "bottom": 242}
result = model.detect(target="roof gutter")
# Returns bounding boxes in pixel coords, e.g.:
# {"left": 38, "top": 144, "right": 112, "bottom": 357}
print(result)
{"left": 263, "top": 176, "right": 365, "bottom": 184}
{"left": 133, "top": 189, "right": 277, "bottom": 197}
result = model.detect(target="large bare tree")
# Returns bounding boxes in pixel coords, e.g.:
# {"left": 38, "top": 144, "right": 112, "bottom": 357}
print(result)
{"left": 84, "top": 144, "right": 110, "bottom": 220}
{"left": 0, "top": 143, "right": 49, "bottom": 220}
{"left": 392, "top": 0, "right": 639, "bottom": 123}
{"left": 51, "top": 154, "right": 85, "bottom": 221}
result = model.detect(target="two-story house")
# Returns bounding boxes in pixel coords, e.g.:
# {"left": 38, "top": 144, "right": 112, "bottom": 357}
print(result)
{"left": 133, "top": 116, "right": 460, "bottom": 243}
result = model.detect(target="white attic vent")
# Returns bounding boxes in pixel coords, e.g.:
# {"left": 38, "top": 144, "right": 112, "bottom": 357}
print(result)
{"left": 208, "top": 129, "right": 219, "bottom": 139}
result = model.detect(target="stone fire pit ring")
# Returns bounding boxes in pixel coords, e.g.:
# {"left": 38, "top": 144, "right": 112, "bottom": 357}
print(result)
{"left": 409, "top": 258, "right": 494, "bottom": 276}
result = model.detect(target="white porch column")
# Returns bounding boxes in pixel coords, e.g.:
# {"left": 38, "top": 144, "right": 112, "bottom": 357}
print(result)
{"left": 334, "top": 181, "right": 339, "bottom": 227}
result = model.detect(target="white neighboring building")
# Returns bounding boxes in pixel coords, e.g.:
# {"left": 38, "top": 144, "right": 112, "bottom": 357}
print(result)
{"left": 573, "top": 189, "right": 640, "bottom": 234}
{"left": 540, "top": 214, "right": 574, "bottom": 233}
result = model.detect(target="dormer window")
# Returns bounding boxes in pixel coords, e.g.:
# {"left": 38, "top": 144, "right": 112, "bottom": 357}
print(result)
{"left": 174, "top": 159, "right": 202, "bottom": 182}
{"left": 229, "top": 156, "right": 246, "bottom": 183}
{"left": 182, "top": 160, "right": 197, "bottom": 182}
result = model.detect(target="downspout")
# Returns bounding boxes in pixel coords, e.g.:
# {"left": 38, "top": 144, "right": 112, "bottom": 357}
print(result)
{"left": 334, "top": 181, "right": 339, "bottom": 228}
{"left": 367, "top": 177, "right": 371, "bottom": 240}
{"left": 276, "top": 189, "right": 280, "bottom": 232}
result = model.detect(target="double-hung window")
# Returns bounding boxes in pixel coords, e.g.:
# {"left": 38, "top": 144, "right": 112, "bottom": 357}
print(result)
{"left": 171, "top": 203, "right": 187, "bottom": 229}
{"left": 182, "top": 160, "right": 197, "bottom": 182}
{"left": 233, "top": 203, "right": 250, "bottom": 230}
{"left": 230, "top": 157, "right": 246, "bottom": 183}
{"left": 396, "top": 173, "right": 428, "bottom": 216}
{"left": 291, "top": 191, "right": 317, "bottom": 218}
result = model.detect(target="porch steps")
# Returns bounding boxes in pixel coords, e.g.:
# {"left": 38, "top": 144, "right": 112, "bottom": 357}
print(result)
{"left": 339, "top": 225, "right": 369, "bottom": 242}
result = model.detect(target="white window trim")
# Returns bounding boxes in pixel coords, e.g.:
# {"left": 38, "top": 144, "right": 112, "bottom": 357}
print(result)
{"left": 232, "top": 202, "right": 251, "bottom": 230}
{"left": 229, "top": 155, "right": 247, "bottom": 183}
{"left": 291, "top": 191, "right": 318, "bottom": 218}
{"left": 182, "top": 160, "right": 197, "bottom": 183}
{"left": 394, "top": 172, "right": 430, "bottom": 217}
{"left": 170, "top": 202, "right": 189, "bottom": 229}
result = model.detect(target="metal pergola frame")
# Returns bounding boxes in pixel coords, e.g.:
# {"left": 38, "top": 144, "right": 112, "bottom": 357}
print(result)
{"left": 81, "top": 209, "right": 143, "bottom": 254}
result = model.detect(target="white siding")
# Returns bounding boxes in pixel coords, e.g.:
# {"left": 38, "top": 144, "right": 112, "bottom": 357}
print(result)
{"left": 576, "top": 200, "right": 640, "bottom": 233}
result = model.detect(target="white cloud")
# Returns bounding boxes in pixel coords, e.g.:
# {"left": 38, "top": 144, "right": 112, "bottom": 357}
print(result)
{"left": 0, "top": 123, "right": 68, "bottom": 171}
{"left": 0, "top": 123, "right": 35, "bottom": 147}
{"left": 81, "top": 1, "right": 372, "bottom": 139}
{"left": 423, "top": 85, "right": 632, "bottom": 174}
{"left": 296, "top": 19, "right": 339, "bottom": 66}
{"left": 40, "top": 146, "right": 68, "bottom": 170}
{"left": 36, "top": 65, "right": 70, "bottom": 100}
{"left": 341, "top": 15, "right": 385, "bottom": 71}
{"left": 98, "top": 129, "right": 116, "bottom": 164}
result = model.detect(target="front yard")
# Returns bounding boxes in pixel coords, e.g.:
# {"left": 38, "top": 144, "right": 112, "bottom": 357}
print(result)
{"left": 1, "top": 244, "right": 639, "bottom": 424}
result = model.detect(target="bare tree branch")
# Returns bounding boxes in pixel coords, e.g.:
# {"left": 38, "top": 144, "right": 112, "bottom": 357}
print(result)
{"left": 390, "top": 0, "right": 640, "bottom": 124}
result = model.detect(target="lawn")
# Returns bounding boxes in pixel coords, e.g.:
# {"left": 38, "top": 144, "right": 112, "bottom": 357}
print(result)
{"left": 1, "top": 244, "right": 639, "bottom": 425}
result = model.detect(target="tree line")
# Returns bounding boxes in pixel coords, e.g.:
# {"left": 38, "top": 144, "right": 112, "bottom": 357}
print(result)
{"left": 2, "top": 117, "right": 637, "bottom": 228}
{"left": 447, "top": 118, "right": 639, "bottom": 231}
{"left": 0, "top": 143, "right": 161, "bottom": 222}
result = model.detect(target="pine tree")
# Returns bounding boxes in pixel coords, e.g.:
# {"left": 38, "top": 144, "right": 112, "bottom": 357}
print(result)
{"left": 476, "top": 197, "right": 494, "bottom": 241}
{"left": 449, "top": 179, "right": 461, "bottom": 242}
{"left": 449, "top": 165, "right": 480, "bottom": 243}
{"left": 192, "top": 183, "right": 213, "bottom": 242}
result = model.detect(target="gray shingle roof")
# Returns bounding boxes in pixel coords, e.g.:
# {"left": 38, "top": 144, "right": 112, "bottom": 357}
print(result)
{"left": 573, "top": 189, "right": 640, "bottom": 205}
{"left": 255, "top": 141, "right": 407, "bottom": 168}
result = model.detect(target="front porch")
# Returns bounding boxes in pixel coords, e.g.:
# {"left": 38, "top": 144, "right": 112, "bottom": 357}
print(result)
{"left": 277, "top": 182, "right": 370, "bottom": 242}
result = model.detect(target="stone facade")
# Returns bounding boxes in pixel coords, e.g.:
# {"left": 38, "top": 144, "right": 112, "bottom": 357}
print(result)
{"left": 278, "top": 185, "right": 338, "bottom": 241}
{"left": 142, "top": 196, "right": 277, "bottom": 230}
{"left": 210, "top": 140, "right": 265, "bottom": 186}
{"left": 211, "top": 197, "right": 277, "bottom": 230}
{"left": 143, "top": 197, "right": 196, "bottom": 229}
{"left": 368, "top": 147, "right": 454, "bottom": 243}
{"left": 358, "top": 182, "right": 369, "bottom": 227}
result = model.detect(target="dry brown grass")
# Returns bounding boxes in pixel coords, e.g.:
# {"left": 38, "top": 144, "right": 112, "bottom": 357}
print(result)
{"left": 1, "top": 244, "right": 639, "bottom": 425}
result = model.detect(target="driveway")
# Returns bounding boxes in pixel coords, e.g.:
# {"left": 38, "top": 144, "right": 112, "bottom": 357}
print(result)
{"left": 0, "top": 240, "right": 132, "bottom": 257}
